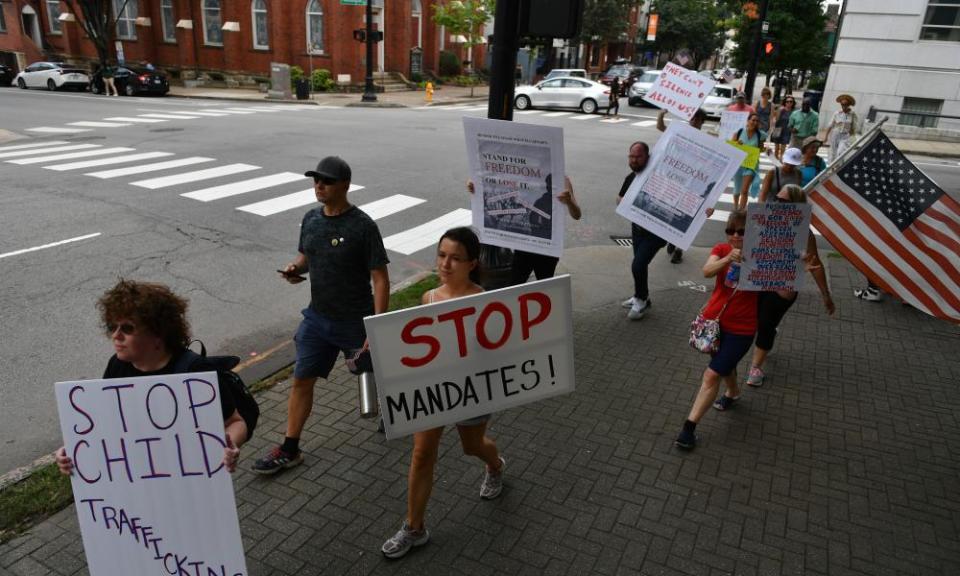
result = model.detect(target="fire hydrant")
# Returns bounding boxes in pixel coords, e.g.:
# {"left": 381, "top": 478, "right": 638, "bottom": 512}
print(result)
{"left": 425, "top": 81, "right": 434, "bottom": 103}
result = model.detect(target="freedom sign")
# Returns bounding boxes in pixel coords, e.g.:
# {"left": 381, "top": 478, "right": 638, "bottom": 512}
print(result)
{"left": 741, "top": 202, "right": 813, "bottom": 291}
{"left": 642, "top": 62, "right": 716, "bottom": 121}
{"left": 365, "top": 276, "right": 575, "bottom": 439}
{"left": 55, "top": 373, "right": 247, "bottom": 576}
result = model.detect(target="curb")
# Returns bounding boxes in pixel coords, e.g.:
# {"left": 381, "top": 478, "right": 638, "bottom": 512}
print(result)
{"left": 167, "top": 91, "right": 320, "bottom": 105}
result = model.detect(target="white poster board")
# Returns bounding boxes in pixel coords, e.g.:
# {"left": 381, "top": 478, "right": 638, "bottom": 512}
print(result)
{"left": 55, "top": 373, "right": 247, "bottom": 576}
{"left": 642, "top": 62, "right": 716, "bottom": 121}
{"left": 616, "top": 123, "right": 746, "bottom": 250}
{"left": 463, "top": 117, "right": 566, "bottom": 258}
{"left": 740, "top": 202, "right": 812, "bottom": 292}
{"left": 719, "top": 110, "right": 750, "bottom": 142}
{"left": 365, "top": 276, "right": 575, "bottom": 439}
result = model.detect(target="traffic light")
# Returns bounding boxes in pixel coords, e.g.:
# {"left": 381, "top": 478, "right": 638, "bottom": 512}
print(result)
{"left": 762, "top": 39, "right": 780, "bottom": 57}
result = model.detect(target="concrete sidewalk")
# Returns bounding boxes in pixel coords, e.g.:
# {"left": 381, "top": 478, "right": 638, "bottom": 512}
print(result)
{"left": 3, "top": 245, "right": 959, "bottom": 576}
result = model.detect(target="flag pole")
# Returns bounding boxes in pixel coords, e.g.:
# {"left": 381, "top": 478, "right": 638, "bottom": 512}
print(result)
{"left": 803, "top": 116, "right": 889, "bottom": 194}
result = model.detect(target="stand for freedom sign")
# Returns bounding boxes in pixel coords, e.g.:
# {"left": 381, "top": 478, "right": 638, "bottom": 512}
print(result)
{"left": 641, "top": 62, "right": 715, "bottom": 121}
{"left": 616, "top": 123, "right": 746, "bottom": 250}
{"left": 464, "top": 117, "right": 566, "bottom": 258}
{"left": 55, "top": 372, "right": 247, "bottom": 576}
{"left": 365, "top": 276, "right": 575, "bottom": 439}
{"left": 741, "top": 202, "right": 812, "bottom": 291}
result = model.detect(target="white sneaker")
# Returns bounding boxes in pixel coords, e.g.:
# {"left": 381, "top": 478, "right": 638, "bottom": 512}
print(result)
{"left": 854, "top": 287, "right": 882, "bottom": 302}
{"left": 621, "top": 296, "right": 636, "bottom": 309}
{"left": 627, "top": 298, "right": 651, "bottom": 320}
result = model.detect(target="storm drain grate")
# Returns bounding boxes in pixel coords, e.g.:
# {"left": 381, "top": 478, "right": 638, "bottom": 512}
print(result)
{"left": 610, "top": 235, "right": 633, "bottom": 247}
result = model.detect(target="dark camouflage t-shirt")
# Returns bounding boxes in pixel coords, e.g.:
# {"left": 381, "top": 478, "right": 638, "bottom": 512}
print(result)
{"left": 298, "top": 206, "right": 389, "bottom": 320}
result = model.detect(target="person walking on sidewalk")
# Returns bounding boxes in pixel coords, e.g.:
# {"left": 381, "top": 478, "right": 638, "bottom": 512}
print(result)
{"left": 55, "top": 279, "right": 250, "bottom": 475}
{"left": 730, "top": 112, "right": 767, "bottom": 211}
{"left": 253, "top": 156, "right": 390, "bottom": 475}
{"left": 618, "top": 141, "right": 665, "bottom": 320}
{"left": 825, "top": 94, "right": 859, "bottom": 164}
{"left": 788, "top": 98, "right": 819, "bottom": 150}
{"left": 744, "top": 184, "right": 835, "bottom": 388}
{"left": 798, "top": 136, "right": 827, "bottom": 186}
{"left": 727, "top": 91, "right": 755, "bottom": 113}
{"left": 754, "top": 87, "right": 775, "bottom": 134}
{"left": 675, "top": 210, "right": 758, "bottom": 450}
{"left": 381, "top": 227, "right": 505, "bottom": 559}
{"left": 771, "top": 96, "right": 795, "bottom": 161}
{"left": 657, "top": 108, "right": 710, "bottom": 264}
{"left": 758, "top": 146, "right": 803, "bottom": 199}
{"left": 607, "top": 77, "right": 621, "bottom": 117}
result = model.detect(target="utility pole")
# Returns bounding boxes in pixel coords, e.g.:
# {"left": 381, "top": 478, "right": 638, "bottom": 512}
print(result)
{"left": 487, "top": 0, "right": 521, "bottom": 121}
{"left": 361, "top": 0, "right": 377, "bottom": 102}
{"left": 743, "top": 0, "right": 770, "bottom": 104}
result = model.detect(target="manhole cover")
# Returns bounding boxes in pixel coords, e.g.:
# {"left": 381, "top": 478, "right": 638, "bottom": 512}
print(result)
{"left": 610, "top": 235, "right": 632, "bottom": 247}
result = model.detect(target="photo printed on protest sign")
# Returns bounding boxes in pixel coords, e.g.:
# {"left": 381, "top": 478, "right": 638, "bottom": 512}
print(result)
{"left": 55, "top": 372, "right": 247, "bottom": 576}
{"left": 464, "top": 117, "right": 566, "bottom": 258}
{"left": 741, "top": 202, "right": 812, "bottom": 291}
{"left": 616, "top": 123, "right": 746, "bottom": 250}
{"left": 364, "top": 276, "right": 575, "bottom": 439}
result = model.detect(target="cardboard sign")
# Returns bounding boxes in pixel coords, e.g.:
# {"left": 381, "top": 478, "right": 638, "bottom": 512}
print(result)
{"left": 616, "top": 123, "right": 746, "bottom": 250}
{"left": 727, "top": 139, "right": 762, "bottom": 168}
{"left": 642, "top": 62, "right": 716, "bottom": 121}
{"left": 55, "top": 373, "right": 247, "bottom": 576}
{"left": 464, "top": 117, "right": 566, "bottom": 258}
{"left": 719, "top": 110, "right": 750, "bottom": 142}
{"left": 365, "top": 276, "right": 575, "bottom": 439}
{"left": 740, "top": 202, "right": 813, "bottom": 291}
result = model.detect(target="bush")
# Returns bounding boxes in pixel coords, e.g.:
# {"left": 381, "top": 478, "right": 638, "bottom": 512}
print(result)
{"left": 410, "top": 72, "right": 423, "bottom": 83}
{"left": 310, "top": 69, "right": 335, "bottom": 92}
{"left": 290, "top": 65, "right": 305, "bottom": 88}
{"left": 439, "top": 51, "right": 461, "bottom": 77}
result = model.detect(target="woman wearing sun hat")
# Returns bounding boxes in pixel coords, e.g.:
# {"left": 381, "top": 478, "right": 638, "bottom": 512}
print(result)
{"left": 825, "top": 94, "right": 859, "bottom": 164}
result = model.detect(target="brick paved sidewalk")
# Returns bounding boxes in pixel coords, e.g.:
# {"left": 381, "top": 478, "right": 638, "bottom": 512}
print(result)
{"left": 2, "top": 256, "right": 959, "bottom": 576}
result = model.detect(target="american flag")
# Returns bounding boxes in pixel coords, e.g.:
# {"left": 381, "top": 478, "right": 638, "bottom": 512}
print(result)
{"left": 808, "top": 130, "right": 960, "bottom": 323}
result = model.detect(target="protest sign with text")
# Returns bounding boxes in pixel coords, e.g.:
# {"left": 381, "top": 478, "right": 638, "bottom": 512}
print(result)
{"left": 464, "top": 117, "right": 565, "bottom": 258}
{"left": 55, "top": 373, "right": 247, "bottom": 576}
{"left": 365, "top": 276, "right": 575, "bottom": 439}
{"left": 719, "top": 110, "right": 750, "bottom": 142}
{"left": 616, "top": 123, "right": 746, "bottom": 250}
{"left": 741, "top": 202, "right": 812, "bottom": 291}
{"left": 642, "top": 62, "right": 716, "bottom": 121}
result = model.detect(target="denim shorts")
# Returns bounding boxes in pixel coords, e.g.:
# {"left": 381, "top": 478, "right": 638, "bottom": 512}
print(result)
{"left": 294, "top": 307, "right": 367, "bottom": 380}
{"left": 708, "top": 331, "right": 756, "bottom": 377}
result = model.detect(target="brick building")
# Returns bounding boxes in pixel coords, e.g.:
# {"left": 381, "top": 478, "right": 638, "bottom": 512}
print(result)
{"left": 0, "top": 0, "right": 487, "bottom": 86}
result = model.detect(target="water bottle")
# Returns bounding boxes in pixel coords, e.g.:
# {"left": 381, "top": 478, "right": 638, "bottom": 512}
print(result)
{"left": 347, "top": 349, "right": 379, "bottom": 419}
{"left": 724, "top": 262, "right": 740, "bottom": 288}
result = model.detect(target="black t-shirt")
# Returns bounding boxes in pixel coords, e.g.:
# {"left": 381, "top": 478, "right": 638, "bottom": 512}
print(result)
{"left": 298, "top": 205, "right": 390, "bottom": 320}
{"left": 102, "top": 352, "right": 236, "bottom": 421}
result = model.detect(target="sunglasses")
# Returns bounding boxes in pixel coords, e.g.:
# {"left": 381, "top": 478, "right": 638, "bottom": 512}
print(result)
{"left": 313, "top": 175, "right": 337, "bottom": 186}
{"left": 107, "top": 322, "right": 136, "bottom": 336}
{"left": 725, "top": 228, "right": 746, "bottom": 236}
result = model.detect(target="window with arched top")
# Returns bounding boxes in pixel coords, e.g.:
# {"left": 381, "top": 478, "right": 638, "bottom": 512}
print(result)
{"left": 252, "top": 0, "right": 268, "bottom": 49}
{"left": 306, "top": 0, "right": 323, "bottom": 53}
{"left": 202, "top": 0, "right": 223, "bottom": 46}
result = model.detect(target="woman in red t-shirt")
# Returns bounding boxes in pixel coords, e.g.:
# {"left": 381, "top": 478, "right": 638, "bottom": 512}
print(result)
{"left": 676, "top": 210, "right": 758, "bottom": 450}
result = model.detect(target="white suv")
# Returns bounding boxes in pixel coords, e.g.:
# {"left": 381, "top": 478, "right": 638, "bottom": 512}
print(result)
{"left": 14, "top": 62, "right": 90, "bottom": 91}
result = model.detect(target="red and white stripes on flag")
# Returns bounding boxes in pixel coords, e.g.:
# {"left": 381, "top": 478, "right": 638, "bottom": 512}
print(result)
{"left": 807, "top": 134, "right": 960, "bottom": 323}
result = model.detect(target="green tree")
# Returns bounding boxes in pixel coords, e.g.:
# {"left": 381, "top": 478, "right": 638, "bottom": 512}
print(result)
{"left": 727, "top": 0, "right": 830, "bottom": 79}
{"left": 577, "top": 0, "right": 637, "bottom": 67}
{"left": 649, "top": 0, "right": 725, "bottom": 69}
{"left": 432, "top": 0, "right": 494, "bottom": 95}
{"left": 63, "top": 0, "right": 132, "bottom": 67}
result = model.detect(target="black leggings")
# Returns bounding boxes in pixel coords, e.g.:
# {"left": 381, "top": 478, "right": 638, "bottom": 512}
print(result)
{"left": 756, "top": 291, "right": 797, "bottom": 351}
{"left": 510, "top": 250, "right": 559, "bottom": 285}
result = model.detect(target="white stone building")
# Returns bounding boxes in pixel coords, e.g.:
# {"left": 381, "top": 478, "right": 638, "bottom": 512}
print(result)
{"left": 823, "top": 0, "right": 960, "bottom": 140}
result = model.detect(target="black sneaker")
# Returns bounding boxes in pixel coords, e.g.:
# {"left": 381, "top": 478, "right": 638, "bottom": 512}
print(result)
{"left": 670, "top": 249, "right": 683, "bottom": 264}
{"left": 252, "top": 446, "right": 303, "bottom": 475}
{"left": 675, "top": 429, "right": 698, "bottom": 450}
{"left": 666, "top": 243, "right": 676, "bottom": 254}
{"left": 712, "top": 395, "right": 740, "bottom": 411}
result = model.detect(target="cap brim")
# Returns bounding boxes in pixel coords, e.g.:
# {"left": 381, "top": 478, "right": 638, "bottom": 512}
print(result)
{"left": 304, "top": 170, "right": 337, "bottom": 179}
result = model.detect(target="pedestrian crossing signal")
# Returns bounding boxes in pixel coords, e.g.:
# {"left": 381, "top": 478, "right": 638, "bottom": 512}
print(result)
{"left": 763, "top": 40, "right": 779, "bottom": 57}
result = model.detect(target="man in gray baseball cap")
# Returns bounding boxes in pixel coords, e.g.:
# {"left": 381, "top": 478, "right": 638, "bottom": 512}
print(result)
{"left": 254, "top": 155, "right": 390, "bottom": 475}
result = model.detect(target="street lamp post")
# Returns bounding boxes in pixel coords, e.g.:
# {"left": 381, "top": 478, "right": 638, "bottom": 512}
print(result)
{"left": 361, "top": 0, "right": 377, "bottom": 102}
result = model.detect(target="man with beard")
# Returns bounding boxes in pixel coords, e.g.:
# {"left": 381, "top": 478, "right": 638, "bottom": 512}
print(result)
{"left": 618, "top": 141, "right": 665, "bottom": 320}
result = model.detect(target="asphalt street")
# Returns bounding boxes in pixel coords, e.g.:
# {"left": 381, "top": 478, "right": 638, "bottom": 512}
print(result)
{"left": 1, "top": 87, "right": 958, "bottom": 474}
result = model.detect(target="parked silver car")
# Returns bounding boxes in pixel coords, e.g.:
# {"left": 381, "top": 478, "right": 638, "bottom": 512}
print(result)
{"left": 627, "top": 70, "right": 661, "bottom": 106}
{"left": 514, "top": 77, "right": 610, "bottom": 114}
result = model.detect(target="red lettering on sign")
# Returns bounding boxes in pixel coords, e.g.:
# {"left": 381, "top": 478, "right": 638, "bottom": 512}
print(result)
{"left": 437, "top": 306, "right": 477, "bottom": 357}
{"left": 519, "top": 292, "right": 551, "bottom": 340}
{"left": 477, "top": 302, "right": 513, "bottom": 350}
{"left": 400, "top": 316, "right": 441, "bottom": 367}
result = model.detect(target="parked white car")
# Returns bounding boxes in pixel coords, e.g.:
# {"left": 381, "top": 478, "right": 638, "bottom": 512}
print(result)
{"left": 702, "top": 84, "right": 735, "bottom": 118}
{"left": 514, "top": 77, "right": 610, "bottom": 114}
{"left": 627, "top": 70, "right": 661, "bottom": 106}
{"left": 14, "top": 62, "right": 89, "bottom": 91}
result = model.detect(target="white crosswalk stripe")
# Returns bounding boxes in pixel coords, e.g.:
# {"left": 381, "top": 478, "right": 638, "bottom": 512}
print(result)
{"left": 103, "top": 116, "right": 167, "bottom": 123}
{"left": 138, "top": 113, "right": 202, "bottom": 120}
{"left": 383, "top": 209, "right": 473, "bottom": 255}
{"left": 462, "top": 106, "right": 488, "bottom": 112}
{"left": 570, "top": 114, "right": 601, "bottom": 121}
{"left": 357, "top": 194, "right": 426, "bottom": 220}
{"left": 0, "top": 144, "right": 100, "bottom": 159}
{"left": 237, "top": 184, "right": 364, "bottom": 216}
{"left": 600, "top": 117, "right": 630, "bottom": 124}
{"left": 67, "top": 121, "right": 132, "bottom": 128}
{"left": 163, "top": 110, "right": 229, "bottom": 117}
{"left": 131, "top": 164, "right": 260, "bottom": 189}
{"left": 0, "top": 141, "right": 69, "bottom": 152}
{"left": 8, "top": 147, "right": 136, "bottom": 165}
{"left": 542, "top": 112, "right": 572, "bottom": 117}
{"left": 45, "top": 152, "right": 174, "bottom": 171}
{"left": 218, "top": 108, "right": 258, "bottom": 114}
{"left": 25, "top": 127, "right": 92, "bottom": 134}
{"left": 86, "top": 157, "right": 215, "bottom": 179}
{"left": 632, "top": 120, "right": 656, "bottom": 127}
{"left": 514, "top": 110, "right": 542, "bottom": 115}
{"left": 181, "top": 172, "right": 305, "bottom": 202}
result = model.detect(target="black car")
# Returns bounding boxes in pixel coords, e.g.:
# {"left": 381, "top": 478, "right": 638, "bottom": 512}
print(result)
{"left": 599, "top": 64, "right": 644, "bottom": 91}
{"left": 0, "top": 64, "right": 15, "bottom": 87}
{"left": 90, "top": 66, "right": 169, "bottom": 96}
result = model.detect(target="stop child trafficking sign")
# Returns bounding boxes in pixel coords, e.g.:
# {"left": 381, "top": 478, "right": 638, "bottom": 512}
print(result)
{"left": 642, "top": 62, "right": 716, "bottom": 121}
